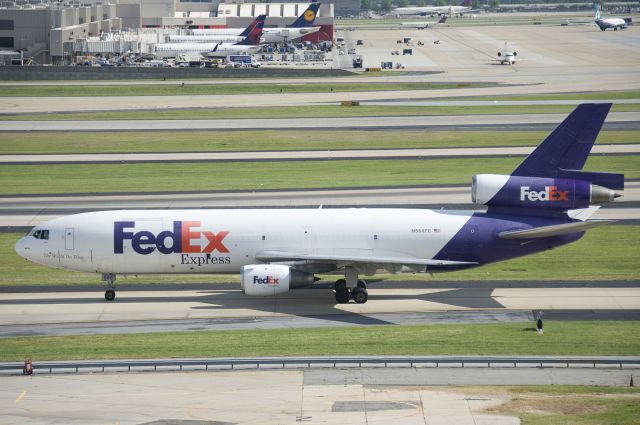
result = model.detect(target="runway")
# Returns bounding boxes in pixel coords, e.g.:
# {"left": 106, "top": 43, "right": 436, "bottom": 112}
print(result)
{"left": 1, "top": 144, "right": 638, "bottom": 164}
{"left": 1, "top": 111, "right": 639, "bottom": 131}
{"left": 1, "top": 281, "right": 639, "bottom": 337}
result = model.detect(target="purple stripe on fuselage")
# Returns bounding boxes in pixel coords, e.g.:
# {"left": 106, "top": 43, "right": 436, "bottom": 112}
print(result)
{"left": 432, "top": 212, "right": 584, "bottom": 270}
{"left": 488, "top": 176, "right": 591, "bottom": 211}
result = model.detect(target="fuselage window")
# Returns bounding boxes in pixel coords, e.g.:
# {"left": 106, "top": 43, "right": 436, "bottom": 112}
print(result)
{"left": 41, "top": 230, "right": 49, "bottom": 240}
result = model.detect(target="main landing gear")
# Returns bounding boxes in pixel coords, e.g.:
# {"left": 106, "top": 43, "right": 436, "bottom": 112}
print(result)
{"left": 102, "top": 273, "right": 116, "bottom": 301}
{"left": 334, "top": 267, "right": 368, "bottom": 304}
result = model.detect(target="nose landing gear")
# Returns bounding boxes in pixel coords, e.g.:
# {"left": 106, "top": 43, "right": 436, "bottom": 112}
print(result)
{"left": 102, "top": 273, "right": 116, "bottom": 301}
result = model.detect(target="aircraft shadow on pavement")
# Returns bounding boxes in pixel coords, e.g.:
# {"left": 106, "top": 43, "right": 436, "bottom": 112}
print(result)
{"left": 0, "top": 285, "right": 506, "bottom": 327}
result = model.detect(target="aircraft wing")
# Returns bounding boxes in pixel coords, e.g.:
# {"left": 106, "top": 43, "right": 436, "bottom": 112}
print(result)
{"left": 498, "top": 220, "right": 614, "bottom": 240}
{"left": 256, "top": 250, "right": 477, "bottom": 269}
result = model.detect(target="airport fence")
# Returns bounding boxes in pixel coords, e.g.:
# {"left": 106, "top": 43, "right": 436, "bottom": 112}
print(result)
{"left": 1, "top": 356, "right": 639, "bottom": 375}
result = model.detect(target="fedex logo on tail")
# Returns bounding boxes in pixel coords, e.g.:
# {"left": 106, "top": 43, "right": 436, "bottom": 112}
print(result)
{"left": 520, "top": 186, "right": 569, "bottom": 202}
{"left": 114, "top": 221, "right": 229, "bottom": 255}
{"left": 253, "top": 276, "right": 280, "bottom": 285}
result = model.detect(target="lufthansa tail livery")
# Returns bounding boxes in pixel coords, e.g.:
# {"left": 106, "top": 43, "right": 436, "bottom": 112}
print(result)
{"left": 15, "top": 104, "right": 623, "bottom": 304}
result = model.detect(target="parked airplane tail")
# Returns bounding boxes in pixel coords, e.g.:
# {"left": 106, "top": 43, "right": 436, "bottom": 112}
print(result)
{"left": 236, "top": 14, "right": 266, "bottom": 45}
{"left": 288, "top": 2, "right": 320, "bottom": 28}
{"left": 471, "top": 103, "right": 623, "bottom": 215}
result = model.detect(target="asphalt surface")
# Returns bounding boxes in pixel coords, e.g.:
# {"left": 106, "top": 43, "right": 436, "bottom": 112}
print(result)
{"left": 3, "top": 367, "right": 637, "bottom": 424}
{"left": 1, "top": 280, "right": 638, "bottom": 337}
{"left": 1, "top": 144, "right": 638, "bottom": 164}
{"left": 1, "top": 112, "right": 639, "bottom": 131}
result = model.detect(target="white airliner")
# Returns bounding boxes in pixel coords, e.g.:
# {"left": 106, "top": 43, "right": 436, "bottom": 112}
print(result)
{"left": 494, "top": 42, "right": 517, "bottom": 65}
{"left": 394, "top": 0, "right": 470, "bottom": 17}
{"left": 400, "top": 16, "right": 447, "bottom": 29}
{"left": 594, "top": 3, "right": 627, "bottom": 31}
{"left": 15, "top": 104, "right": 623, "bottom": 304}
{"left": 155, "top": 15, "right": 265, "bottom": 59}
{"left": 192, "top": 3, "right": 321, "bottom": 44}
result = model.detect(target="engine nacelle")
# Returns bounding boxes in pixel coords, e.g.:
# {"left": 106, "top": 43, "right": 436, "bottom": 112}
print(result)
{"left": 472, "top": 174, "right": 618, "bottom": 210}
{"left": 240, "top": 264, "right": 316, "bottom": 297}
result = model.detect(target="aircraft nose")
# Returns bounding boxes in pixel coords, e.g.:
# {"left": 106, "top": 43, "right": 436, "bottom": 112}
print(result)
{"left": 14, "top": 237, "right": 32, "bottom": 260}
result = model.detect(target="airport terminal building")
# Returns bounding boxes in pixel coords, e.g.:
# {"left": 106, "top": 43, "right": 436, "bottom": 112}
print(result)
{"left": 0, "top": 0, "right": 339, "bottom": 64}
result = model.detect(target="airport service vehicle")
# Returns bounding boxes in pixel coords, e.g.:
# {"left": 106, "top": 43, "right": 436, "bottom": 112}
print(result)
{"left": 400, "top": 16, "right": 447, "bottom": 29}
{"left": 155, "top": 15, "right": 264, "bottom": 59}
{"left": 15, "top": 104, "right": 623, "bottom": 304}
{"left": 192, "top": 3, "right": 320, "bottom": 44}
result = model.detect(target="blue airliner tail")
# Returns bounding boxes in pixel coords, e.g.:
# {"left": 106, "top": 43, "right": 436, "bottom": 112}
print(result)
{"left": 288, "top": 3, "right": 320, "bottom": 28}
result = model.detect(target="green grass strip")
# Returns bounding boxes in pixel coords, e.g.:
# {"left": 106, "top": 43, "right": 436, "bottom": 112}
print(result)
{"left": 0, "top": 130, "right": 637, "bottom": 155}
{"left": 0, "top": 155, "right": 636, "bottom": 195}
{"left": 449, "top": 90, "right": 640, "bottom": 102}
{"left": 2, "top": 103, "right": 639, "bottom": 121}
{"left": 0, "top": 82, "right": 482, "bottom": 97}
{"left": 0, "top": 321, "right": 638, "bottom": 361}
{"left": 491, "top": 387, "right": 640, "bottom": 425}
{"left": 3, "top": 226, "right": 639, "bottom": 286}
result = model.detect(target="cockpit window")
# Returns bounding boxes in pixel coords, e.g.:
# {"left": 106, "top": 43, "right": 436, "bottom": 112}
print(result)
{"left": 29, "top": 229, "right": 49, "bottom": 240}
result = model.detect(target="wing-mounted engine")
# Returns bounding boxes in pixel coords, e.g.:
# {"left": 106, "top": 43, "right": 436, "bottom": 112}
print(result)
{"left": 472, "top": 174, "right": 620, "bottom": 210}
{"left": 240, "top": 264, "right": 316, "bottom": 296}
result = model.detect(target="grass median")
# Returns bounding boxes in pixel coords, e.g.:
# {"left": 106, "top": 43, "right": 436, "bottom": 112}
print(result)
{"left": 0, "top": 82, "right": 485, "bottom": 97}
{"left": 2, "top": 103, "right": 639, "bottom": 121}
{"left": 3, "top": 226, "right": 638, "bottom": 286}
{"left": 0, "top": 321, "right": 638, "bottom": 361}
{"left": 0, "top": 130, "right": 637, "bottom": 154}
{"left": 0, "top": 155, "right": 636, "bottom": 195}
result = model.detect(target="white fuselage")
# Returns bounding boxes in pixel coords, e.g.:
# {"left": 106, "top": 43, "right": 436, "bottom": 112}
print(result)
{"left": 498, "top": 52, "right": 516, "bottom": 64}
{"left": 192, "top": 27, "right": 319, "bottom": 43}
{"left": 169, "top": 34, "right": 246, "bottom": 43}
{"left": 154, "top": 43, "right": 260, "bottom": 59}
{"left": 394, "top": 6, "right": 469, "bottom": 16}
{"left": 15, "top": 209, "right": 471, "bottom": 275}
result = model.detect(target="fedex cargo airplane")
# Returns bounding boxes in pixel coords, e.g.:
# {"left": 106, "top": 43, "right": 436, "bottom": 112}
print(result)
{"left": 15, "top": 104, "right": 623, "bottom": 304}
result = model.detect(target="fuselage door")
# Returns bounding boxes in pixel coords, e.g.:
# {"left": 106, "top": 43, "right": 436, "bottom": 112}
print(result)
{"left": 65, "top": 227, "right": 74, "bottom": 250}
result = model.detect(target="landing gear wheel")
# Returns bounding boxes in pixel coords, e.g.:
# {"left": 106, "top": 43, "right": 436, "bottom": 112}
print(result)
{"left": 334, "top": 279, "right": 346, "bottom": 292}
{"left": 351, "top": 287, "right": 368, "bottom": 304}
{"left": 335, "top": 287, "right": 350, "bottom": 304}
{"left": 357, "top": 279, "right": 367, "bottom": 289}
{"left": 104, "top": 289, "right": 116, "bottom": 301}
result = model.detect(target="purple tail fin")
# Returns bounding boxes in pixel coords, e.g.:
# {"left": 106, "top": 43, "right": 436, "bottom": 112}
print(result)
{"left": 512, "top": 103, "right": 623, "bottom": 189}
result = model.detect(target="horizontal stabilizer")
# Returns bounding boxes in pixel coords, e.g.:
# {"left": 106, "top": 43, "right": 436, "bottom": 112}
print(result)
{"left": 567, "top": 206, "right": 600, "bottom": 221}
{"left": 498, "top": 220, "right": 614, "bottom": 240}
{"left": 256, "top": 250, "right": 477, "bottom": 268}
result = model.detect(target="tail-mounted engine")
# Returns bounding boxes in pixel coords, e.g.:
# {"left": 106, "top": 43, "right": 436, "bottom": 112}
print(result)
{"left": 472, "top": 174, "right": 620, "bottom": 210}
{"left": 241, "top": 264, "right": 316, "bottom": 296}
